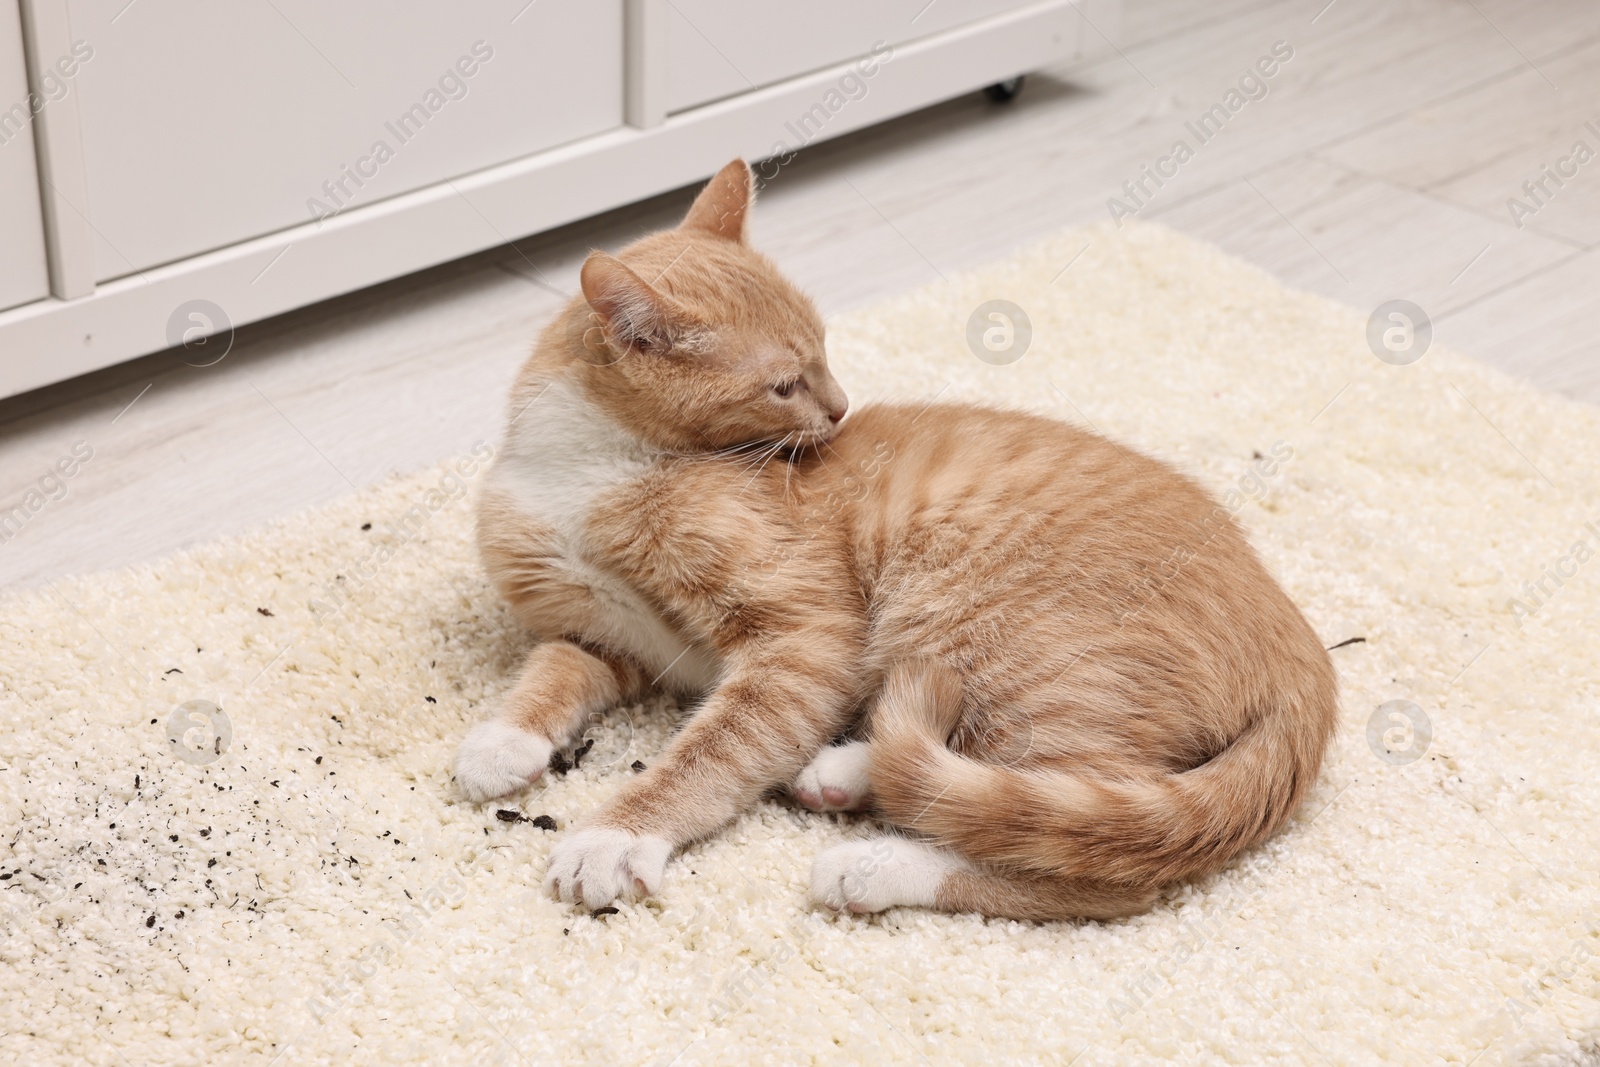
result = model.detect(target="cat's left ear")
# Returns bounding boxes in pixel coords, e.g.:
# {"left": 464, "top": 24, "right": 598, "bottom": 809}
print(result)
{"left": 680, "top": 159, "right": 752, "bottom": 243}
{"left": 580, "top": 251, "right": 686, "bottom": 353}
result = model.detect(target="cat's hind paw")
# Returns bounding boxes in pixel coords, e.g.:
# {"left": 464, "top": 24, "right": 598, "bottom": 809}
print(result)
{"left": 454, "top": 719, "right": 553, "bottom": 802}
{"left": 793, "top": 741, "right": 873, "bottom": 812}
{"left": 546, "top": 828, "right": 672, "bottom": 909}
{"left": 810, "top": 837, "right": 958, "bottom": 914}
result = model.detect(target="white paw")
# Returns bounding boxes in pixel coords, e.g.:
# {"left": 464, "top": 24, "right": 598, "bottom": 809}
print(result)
{"left": 810, "top": 837, "right": 960, "bottom": 914}
{"left": 545, "top": 828, "right": 672, "bottom": 909}
{"left": 454, "top": 719, "right": 553, "bottom": 802}
{"left": 793, "top": 741, "right": 874, "bottom": 812}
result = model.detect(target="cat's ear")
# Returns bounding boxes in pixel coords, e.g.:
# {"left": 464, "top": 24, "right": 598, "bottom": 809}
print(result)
{"left": 579, "top": 251, "right": 682, "bottom": 352}
{"left": 680, "top": 159, "right": 752, "bottom": 243}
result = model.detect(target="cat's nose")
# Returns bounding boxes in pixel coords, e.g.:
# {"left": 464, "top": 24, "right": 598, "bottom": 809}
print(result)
{"left": 813, "top": 372, "right": 848, "bottom": 424}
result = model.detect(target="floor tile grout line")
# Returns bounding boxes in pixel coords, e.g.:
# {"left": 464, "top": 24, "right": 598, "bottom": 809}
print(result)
{"left": 1431, "top": 246, "right": 1590, "bottom": 326}
{"left": 1418, "top": 139, "right": 1547, "bottom": 198}
{"left": 1299, "top": 25, "right": 1600, "bottom": 158}
{"left": 1404, "top": 179, "right": 1589, "bottom": 252}
{"left": 1298, "top": 144, "right": 1587, "bottom": 245}
{"left": 1459, "top": 0, "right": 1561, "bottom": 90}
{"left": 1135, "top": 148, "right": 1588, "bottom": 318}
{"left": 1134, "top": 31, "right": 1600, "bottom": 229}
{"left": 1119, "top": 0, "right": 1298, "bottom": 53}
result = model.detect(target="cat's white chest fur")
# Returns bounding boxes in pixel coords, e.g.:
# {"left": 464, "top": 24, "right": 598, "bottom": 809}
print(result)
{"left": 488, "top": 377, "right": 718, "bottom": 692}
{"left": 495, "top": 377, "right": 655, "bottom": 544}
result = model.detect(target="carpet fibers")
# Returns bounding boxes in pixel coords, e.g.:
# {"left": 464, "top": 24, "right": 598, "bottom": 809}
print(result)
{"left": 2, "top": 221, "right": 1597, "bottom": 1066}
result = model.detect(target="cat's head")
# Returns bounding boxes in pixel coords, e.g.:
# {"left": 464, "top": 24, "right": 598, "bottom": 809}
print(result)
{"left": 569, "top": 160, "right": 848, "bottom": 453}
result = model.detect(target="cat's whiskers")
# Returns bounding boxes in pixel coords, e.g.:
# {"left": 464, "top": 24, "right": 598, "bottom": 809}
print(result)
{"left": 728, "top": 440, "right": 773, "bottom": 478}
{"left": 697, "top": 440, "right": 767, "bottom": 462}
{"left": 741, "top": 433, "right": 793, "bottom": 492}
{"left": 754, "top": 434, "right": 797, "bottom": 483}
{"left": 731, "top": 438, "right": 784, "bottom": 479}
{"left": 810, "top": 441, "right": 835, "bottom": 473}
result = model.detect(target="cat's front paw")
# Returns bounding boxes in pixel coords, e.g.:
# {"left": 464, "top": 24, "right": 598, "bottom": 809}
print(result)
{"left": 546, "top": 827, "right": 672, "bottom": 909}
{"left": 454, "top": 719, "right": 553, "bottom": 802}
{"left": 793, "top": 741, "right": 873, "bottom": 812}
{"left": 810, "top": 837, "right": 957, "bottom": 914}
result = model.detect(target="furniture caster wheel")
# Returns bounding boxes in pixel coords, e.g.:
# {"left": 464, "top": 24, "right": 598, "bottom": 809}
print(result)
{"left": 983, "top": 76, "right": 1025, "bottom": 103}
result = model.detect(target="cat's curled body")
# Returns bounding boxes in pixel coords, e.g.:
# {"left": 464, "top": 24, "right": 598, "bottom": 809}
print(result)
{"left": 454, "top": 160, "right": 1337, "bottom": 921}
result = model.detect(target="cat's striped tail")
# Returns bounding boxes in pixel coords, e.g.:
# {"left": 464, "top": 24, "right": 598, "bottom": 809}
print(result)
{"left": 867, "top": 660, "right": 1329, "bottom": 887}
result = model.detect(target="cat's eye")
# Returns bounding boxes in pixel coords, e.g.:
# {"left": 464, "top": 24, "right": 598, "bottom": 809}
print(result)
{"left": 772, "top": 380, "right": 797, "bottom": 399}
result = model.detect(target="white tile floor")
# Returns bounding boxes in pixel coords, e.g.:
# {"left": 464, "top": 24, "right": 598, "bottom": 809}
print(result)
{"left": 4, "top": 0, "right": 1599, "bottom": 590}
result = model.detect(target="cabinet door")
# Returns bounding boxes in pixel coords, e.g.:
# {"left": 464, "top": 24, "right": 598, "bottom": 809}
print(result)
{"left": 0, "top": 0, "right": 49, "bottom": 312}
{"left": 665, "top": 0, "right": 1039, "bottom": 114}
{"left": 65, "top": 0, "right": 624, "bottom": 283}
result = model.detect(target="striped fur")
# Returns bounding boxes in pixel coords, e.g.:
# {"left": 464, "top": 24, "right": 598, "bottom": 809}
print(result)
{"left": 456, "top": 159, "right": 1338, "bottom": 919}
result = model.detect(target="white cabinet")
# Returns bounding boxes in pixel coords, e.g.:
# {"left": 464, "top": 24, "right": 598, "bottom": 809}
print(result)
{"left": 0, "top": 0, "right": 49, "bottom": 312}
{"left": 65, "top": 0, "right": 623, "bottom": 281}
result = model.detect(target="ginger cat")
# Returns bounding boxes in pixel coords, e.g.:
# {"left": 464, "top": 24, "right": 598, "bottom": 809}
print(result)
{"left": 454, "top": 160, "right": 1337, "bottom": 921}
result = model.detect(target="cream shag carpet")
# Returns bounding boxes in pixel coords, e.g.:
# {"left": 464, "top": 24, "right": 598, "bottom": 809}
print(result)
{"left": 2, "top": 221, "right": 1598, "bottom": 1067}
